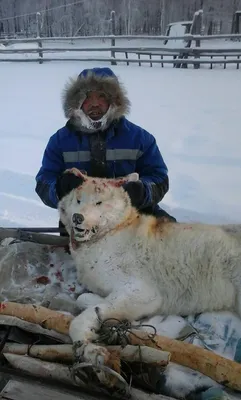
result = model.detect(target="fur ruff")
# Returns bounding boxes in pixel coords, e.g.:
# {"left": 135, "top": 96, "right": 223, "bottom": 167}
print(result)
{"left": 62, "top": 70, "right": 131, "bottom": 132}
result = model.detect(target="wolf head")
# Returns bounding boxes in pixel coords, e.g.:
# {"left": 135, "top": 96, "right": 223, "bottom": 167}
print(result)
{"left": 62, "top": 67, "right": 131, "bottom": 133}
{"left": 58, "top": 168, "right": 139, "bottom": 249}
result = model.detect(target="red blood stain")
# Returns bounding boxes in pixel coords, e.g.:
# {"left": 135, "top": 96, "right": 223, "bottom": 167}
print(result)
{"left": 36, "top": 276, "right": 51, "bottom": 285}
{"left": 55, "top": 270, "right": 64, "bottom": 282}
{"left": 110, "top": 179, "right": 125, "bottom": 187}
{"left": 0, "top": 303, "right": 6, "bottom": 310}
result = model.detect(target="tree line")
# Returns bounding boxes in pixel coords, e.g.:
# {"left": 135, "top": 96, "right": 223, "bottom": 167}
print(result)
{"left": 0, "top": 0, "right": 240, "bottom": 38}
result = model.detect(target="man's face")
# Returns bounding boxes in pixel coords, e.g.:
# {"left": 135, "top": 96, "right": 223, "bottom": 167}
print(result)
{"left": 81, "top": 91, "right": 109, "bottom": 120}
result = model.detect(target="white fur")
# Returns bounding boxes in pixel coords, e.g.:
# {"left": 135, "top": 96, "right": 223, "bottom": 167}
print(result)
{"left": 58, "top": 171, "right": 241, "bottom": 366}
{"left": 72, "top": 104, "right": 117, "bottom": 133}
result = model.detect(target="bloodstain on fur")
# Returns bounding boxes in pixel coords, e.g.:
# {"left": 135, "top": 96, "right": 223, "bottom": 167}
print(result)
{"left": 149, "top": 216, "right": 175, "bottom": 238}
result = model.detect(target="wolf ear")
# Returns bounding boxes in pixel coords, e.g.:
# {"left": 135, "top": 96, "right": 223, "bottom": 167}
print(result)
{"left": 111, "top": 172, "right": 139, "bottom": 188}
{"left": 64, "top": 168, "right": 87, "bottom": 180}
{"left": 125, "top": 172, "right": 139, "bottom": 182}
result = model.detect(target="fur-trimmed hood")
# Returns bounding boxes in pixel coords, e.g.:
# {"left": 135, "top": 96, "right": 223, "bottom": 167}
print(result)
{"left": 62, "top": 67, "right": 131, "bottom": 133}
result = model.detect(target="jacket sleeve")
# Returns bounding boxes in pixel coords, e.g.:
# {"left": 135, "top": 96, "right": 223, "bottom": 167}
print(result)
{"left": 35, "top": 134, "right": 65, "bottom": 209}
{"left": 136, "top": 132, "right": 169, "bottom": 209}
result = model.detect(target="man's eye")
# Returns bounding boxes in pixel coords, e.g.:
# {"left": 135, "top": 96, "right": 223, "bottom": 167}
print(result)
{"left": 77, "top": 199, "right": 81, "bottom": 204}
{"left": 96, "top": 201, "right": 102, "bottom": 206}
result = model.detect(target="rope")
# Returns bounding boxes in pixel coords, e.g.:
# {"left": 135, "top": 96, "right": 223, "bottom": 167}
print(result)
{"left": 95, "top": 317, "right": 157, "bottom": 347}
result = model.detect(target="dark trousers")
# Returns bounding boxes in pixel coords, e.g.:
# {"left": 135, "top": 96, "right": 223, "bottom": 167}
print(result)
{"left": 142, "top": 206, "right": 177, "bottom": 222}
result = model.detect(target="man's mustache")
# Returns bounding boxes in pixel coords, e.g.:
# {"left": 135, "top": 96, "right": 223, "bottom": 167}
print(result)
{"left": 87, "top": 108, "right": 103, "bottom": 114}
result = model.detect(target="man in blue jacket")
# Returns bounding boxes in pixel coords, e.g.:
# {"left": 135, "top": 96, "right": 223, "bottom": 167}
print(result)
{"left": 35, "top": 67, "right": 176, "bottom": 233}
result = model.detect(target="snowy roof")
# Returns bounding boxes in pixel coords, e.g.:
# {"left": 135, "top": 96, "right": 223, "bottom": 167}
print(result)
{"left": 167, "top": 21, "right": 192, "bottom": 27}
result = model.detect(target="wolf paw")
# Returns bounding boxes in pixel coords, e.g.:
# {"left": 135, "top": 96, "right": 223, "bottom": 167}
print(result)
{"left": 73, "top": 342, "right": 127, "bottom": 389}
{"left": 82, "top": 342, "right": 110, "bottom": 366}
{"left": 73, "top": 342, "right": 112, "bottom": 385}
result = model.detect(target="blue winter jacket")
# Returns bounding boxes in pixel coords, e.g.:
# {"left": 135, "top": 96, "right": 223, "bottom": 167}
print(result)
{"left": 35, "top": 117, "right": 169, "bottom": 211}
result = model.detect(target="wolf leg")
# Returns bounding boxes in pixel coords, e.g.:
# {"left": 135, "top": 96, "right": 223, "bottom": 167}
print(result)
{"left": 76, "top": 292, "right": 106, "bottom": 310}
{"left": 70, "top": 283, "right": 161, "bottom": 365}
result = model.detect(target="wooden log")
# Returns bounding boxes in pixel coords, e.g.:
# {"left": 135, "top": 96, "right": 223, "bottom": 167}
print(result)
{"left": 3, "top": 354, "right": 77, "bottom": 386}
{"left": 3, "top": 302, "right": 239, "bottom": 390}
{"left": 127, "top": 330, "right": 241, "bottom": 391}
{"left": 3, "top": 343, "right": 74, "bottom": 363}
{"left": 0, "top": 379, "right": 174, "bottom": 400}
{"left": 1, "top": 302, "right": 240, "bottom": 391}
{"left": 0, "top": 302, "right": 73, "bottom": 335}
{"left": 0, "top": 303, "right": 121, "bottom": 387}
{"left": 0, "top": 315, "right": 71, "bottom": 343}
{"left": 2, "top": 341, "right": 170, "bottom": 390}
{"left": 107, "top": 345, "right": 170, "bottom": 366}
{"left": 3, "top": 354, "right": 174, "bottom": 400}
{"left": 4, "top": 353, "right": 125, "bottom": 394}
{"left": 0, "top": 380, "right": 87, "bottom": 400}
{"left": 3, "top": 343, "right": 170, "bottom": 366}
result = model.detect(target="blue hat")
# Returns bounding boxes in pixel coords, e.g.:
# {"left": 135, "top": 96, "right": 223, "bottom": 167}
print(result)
{"left": 78, "top": 67, "right": 117, "bottom": 80}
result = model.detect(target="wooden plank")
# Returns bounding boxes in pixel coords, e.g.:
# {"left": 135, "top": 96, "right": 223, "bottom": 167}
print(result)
{"left": 1, "top": 57, "right": 241, "bottom": 65}
{"left": 0, "top": 380, "right": 99, "bottom": 400}
{"left": 1, "top": 33, "right": 241, "bottom": 45}
{"left": 1, "top": 46, "right": 241, "bottom": 54}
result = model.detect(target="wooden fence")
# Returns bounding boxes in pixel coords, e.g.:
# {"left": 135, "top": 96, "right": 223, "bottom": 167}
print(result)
{"left": 1, "top": 33, "right": 241, "bottom": 69}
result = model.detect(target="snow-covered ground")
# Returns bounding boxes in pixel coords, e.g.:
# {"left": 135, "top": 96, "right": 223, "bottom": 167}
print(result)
{"left": 0, "top": 60, "right": 241, "bottom": 228}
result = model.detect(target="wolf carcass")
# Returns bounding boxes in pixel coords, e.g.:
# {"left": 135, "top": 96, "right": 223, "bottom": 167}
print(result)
{"left": 58, "top": 168, "right": 241, "bottom": 370}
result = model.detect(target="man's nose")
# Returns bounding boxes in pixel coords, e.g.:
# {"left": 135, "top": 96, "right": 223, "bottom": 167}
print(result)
{"left": 72, "top": 213, "right": 84, "bottom": 225}
{"left": 88, "top": 93, "right": 100, "bottom": 105}
{"left": 90, "top": 98, "right": 99, "bottom": 107}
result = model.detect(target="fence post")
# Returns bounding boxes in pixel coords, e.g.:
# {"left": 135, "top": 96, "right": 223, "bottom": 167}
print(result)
{"left": 36, "top": 12, "right": 43, "bottom": 64}
{"left": 149, "top": 54, "right": 152, "bottom": 67}
{"left": 110, "top": 10, "right": 117, "bottom": 66}
{"left": 192, "top": 10, "right": 203, "bottom": 69}
{"left": 125, "top": 51, "right": 129, "bottom": 66}
{"left": 138, "top": 53, "right": 141, "bottom": 66}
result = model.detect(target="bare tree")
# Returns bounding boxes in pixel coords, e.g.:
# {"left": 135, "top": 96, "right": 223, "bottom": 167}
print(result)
{"left": 0, "top": 0, "right": 241, "bottom": 38}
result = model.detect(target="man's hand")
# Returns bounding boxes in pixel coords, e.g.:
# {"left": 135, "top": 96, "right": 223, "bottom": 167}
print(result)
{"left": 123, "top": 180, "right": 145, "bottom": 209}
{"left": 56, "top": 172, "right": 84, "bottom": 200}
